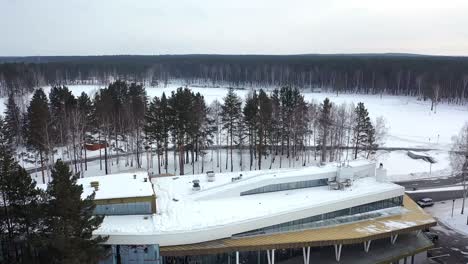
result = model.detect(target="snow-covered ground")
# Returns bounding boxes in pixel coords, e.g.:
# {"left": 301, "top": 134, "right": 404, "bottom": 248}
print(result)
{"left": 375, "top": 150, "right": 452, "bottom": 182}
{"left": 425, "top": 198, "right": 468, "bottom": 236}
{"left": 29, "top": 148, "right": 323, "bottom": 183}
{"left": 5, "top": 83, "right": 467, "bottom": 182}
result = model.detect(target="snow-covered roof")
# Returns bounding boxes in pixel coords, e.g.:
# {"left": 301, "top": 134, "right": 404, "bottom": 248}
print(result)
{"left": 37, "top": 170, "right": 155, "bottom": 200}
{"left": 79, "top": 171, "right": 154, "bottom": 200}
{"left": 95, "top": 161, "right": 406, "bottom": 246}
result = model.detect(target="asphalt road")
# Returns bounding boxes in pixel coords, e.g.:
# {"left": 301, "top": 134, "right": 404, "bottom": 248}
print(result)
{"left": 407, "top": 190, "right": 465, "bottom": 203}
{"left": 425, "top": 219, "right": 468, "bottom": 264}
{"left": 396, "top": 174, "right": 464, "bottom": 190}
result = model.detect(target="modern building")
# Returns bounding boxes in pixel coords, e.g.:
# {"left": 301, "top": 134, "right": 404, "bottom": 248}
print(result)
{"left": 78, "top": 172, "right": 157, "bottom": 215}
{"left": 89, "top": 161, "right": 436, "bottom": 264}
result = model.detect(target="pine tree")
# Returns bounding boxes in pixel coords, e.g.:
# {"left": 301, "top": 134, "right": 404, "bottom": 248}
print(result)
{"left": 25, "top": 89, "right": 52, "bottom": 183}
{"left": 256, "top": 89, "right": 272, "bottom": 170}
{"left": 160, "top": 93, "right": 170, "bottom": 174}
{"left": 42, "top": 160, "right": 107, "bottom": 264}
{"left": 208, "top": 100, "right": 223, "bottom": 172}
{"left": 319, "top": 98, "right": 332, "bottom": 163}
{"left": 4, "top": 93, "right": 22, "bottom": 147}
{"left": 221, "top": 88, "right": 243, "bottom": 172}
{"left": 168, "top": 88, "right": 195, "bottom": 175}
{"left": 270, "top": 90, "right": 281, "bottom": 165}
{"left": 145, "top": 96, "right": 165, "bottom": 174}
{"left": 77, "top": 92, "right": 93, "bottom": 172}
{"left": 127, "top": 83, "right": 147, "bottom": 168}
{"left": 243, "top": 91, "right": 258, "bottom": 170}
{"left": 49, "top": 86, "right": 76, "bottom": 154}
{"left": 191, "top": 93, "right": 214, "bottom": 173}
{"left": 366, "top": 124, "right": 378, "bottom": 158}
{"left": 353, "top": 102, "right": 375, "bottom": 159}
{"left": 0, "top": 116, "right": 43, "bottom": 263}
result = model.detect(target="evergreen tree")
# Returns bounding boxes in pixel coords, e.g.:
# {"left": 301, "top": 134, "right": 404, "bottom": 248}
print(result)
{"left": 93, "top": 88, "right": 113, "bottom": 174}
{"left": 191, "top": 93, "right": 214, "bottom": 173}
{"left": 25, "top": 89, "right": 52, "bottom": 183}
{"left": 319, "top": 98, "right": 332, "bottom": 163}
{"left": 208, "top": 100, "right": 223, "bottom": 172}
{"left": 0, "top": 116, "right": 43, "bottom": 263}
{"left": 159, "top": 93, "right": 170, "bottom": 174}
{"left": 145, "top": 96, "right": 165, "bottom": 174}
{"left": 221, "top": 88, "right": 243, "bottom": 172}
{"left": 256, "top": 89, "right": 272, "bottom": 170}
{"left": 77, "top": 92, "right": 93, "bottom": 172}
{"left": 49, "top": 86, "right": 76, "bottom": 153}
{"left": 275, "top": 86, "right": 307, "bottom": 164}
{"left": 127, "top": 83, "right": 147, "bottom": 168}
{"left": 243, "top": 91, "right": 258, "bottom": 170}
{"left": 4, "top": 93, "right": 22, "bottom": 147}
{"left": 353, "top": 102, "right": 375, "bottom": 159}
{"left": 42, "top": 160, "right": 107, "bottom": 264}
{"left": 270, "top": 90, "right": 281, "bottom": 160}
{"left": 168, "top": 88, "right": 195, "bottom": 175}
{"left": 366, "top": 123, "right": 378, "bottom": 158}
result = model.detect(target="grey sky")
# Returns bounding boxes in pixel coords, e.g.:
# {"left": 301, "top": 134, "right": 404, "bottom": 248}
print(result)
{"left": 1, "top": 0, "right": 468, "bottom": 56}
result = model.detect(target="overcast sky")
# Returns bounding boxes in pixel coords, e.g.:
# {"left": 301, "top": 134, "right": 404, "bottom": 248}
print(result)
{"left": 1, "top": 0, "right": 468, "bottom": 56}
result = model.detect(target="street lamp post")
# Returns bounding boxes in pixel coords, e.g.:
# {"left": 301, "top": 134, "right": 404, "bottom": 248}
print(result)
{"left": 452, "top": 199, "right": 455, "bottom": 218}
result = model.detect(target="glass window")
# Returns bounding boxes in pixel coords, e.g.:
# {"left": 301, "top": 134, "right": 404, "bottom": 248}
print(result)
{"left": 233, "top": 196, "right": 404, "bottom": 237}
{"left": 241, "top": 179, "right": 329, "bottom": 196}
{"left": 94, "top": 201, "right": 152, "bottom": 215}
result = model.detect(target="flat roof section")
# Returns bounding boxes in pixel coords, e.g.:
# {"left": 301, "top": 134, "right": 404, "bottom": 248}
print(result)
{"left": 160, "top": 195, "right": 436, "bottom": 256}
{"left": 97, "top": 162, "right": 405, "bottom": 246}
{"left": 36, "top": 170, "right": 155, "bottom": 201}
{"left": 79, "top": 171, "right": 154, "bottom": 200}
{"left": 152, "top": 161, "right": 400, "bottom": 234}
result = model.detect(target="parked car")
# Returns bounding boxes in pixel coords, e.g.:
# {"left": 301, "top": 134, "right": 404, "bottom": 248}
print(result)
{"left": 417, "top": 198, "right": 434, "bottom": 208}
{"left": 423, "top": 231, "right": 439, "bottom": 242}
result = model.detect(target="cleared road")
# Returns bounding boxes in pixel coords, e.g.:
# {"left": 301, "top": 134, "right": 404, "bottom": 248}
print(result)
{"left": 396, "top": 174, "right": 463, "bottom": 190}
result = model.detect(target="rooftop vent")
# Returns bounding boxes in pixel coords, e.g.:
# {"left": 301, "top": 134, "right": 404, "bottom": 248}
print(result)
{"left": 192, "top": 180, "right": 201, "bottom": 191}
{"left": 376, "top": 164, "right": 387, "bottom": 182}
{"left": 133, "top": 174, "right": 137, "bottom": 179}
{"left": 90, "top": 181, "right": 99, "bottom": 191}
{"left": 206, "top": 171, "right": 215, "bottom": 182}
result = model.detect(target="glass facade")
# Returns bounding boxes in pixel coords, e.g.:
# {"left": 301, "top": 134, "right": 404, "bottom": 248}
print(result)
{"left": 162, "top": 251, "right": 269, "bottom": 264}
{"left": 94, "top": 201, "right": 152, "bottom": 215}
{"left": 234, "top": 196, "right": 403, "bottom": 237}
{"left": 240, "top": 179, "right": 328, "bottom": 196}
{"left": 99, "top": 245, "right": 161, "bottom": 264}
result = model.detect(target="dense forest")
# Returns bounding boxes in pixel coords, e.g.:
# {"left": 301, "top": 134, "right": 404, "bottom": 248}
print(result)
{"left": 1, "top": 54, "right": 468, "bottom": 106}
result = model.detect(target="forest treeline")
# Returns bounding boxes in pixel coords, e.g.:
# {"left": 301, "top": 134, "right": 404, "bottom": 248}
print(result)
{"left": 1, "top": 54, "right": 468, "bottom": 105}
{"left": 4, "top": 80, "right": 384, "bottom": 180}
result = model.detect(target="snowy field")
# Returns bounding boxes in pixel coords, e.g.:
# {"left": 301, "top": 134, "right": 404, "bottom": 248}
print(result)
{"left": 6, "top": 83, "right": 468, "bottom": 182}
